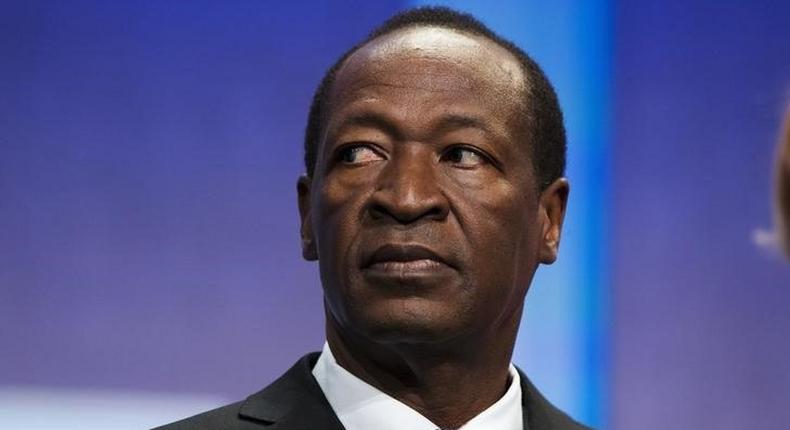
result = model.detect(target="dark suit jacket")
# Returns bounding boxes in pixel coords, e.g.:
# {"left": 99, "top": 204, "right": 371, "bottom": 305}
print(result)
{"left": 155, "top": 353, "right": 591, "bottom": 430}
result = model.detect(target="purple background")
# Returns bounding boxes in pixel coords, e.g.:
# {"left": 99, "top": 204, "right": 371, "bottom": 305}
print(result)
{"left": 0, "top": 0, "right": 405, "bottom": 398}
{"left": 1, "top": 1, "right": 789, "bottom": 428}
{"left": 612, "top": 1, "right": 790, "bottom": 428}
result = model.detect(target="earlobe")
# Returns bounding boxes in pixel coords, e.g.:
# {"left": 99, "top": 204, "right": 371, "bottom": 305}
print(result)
{"left": 297, "top": 175, "right": 318, "bottom": 261}
{"left": 538, "top": 178, "right": 569, "bottom": 264}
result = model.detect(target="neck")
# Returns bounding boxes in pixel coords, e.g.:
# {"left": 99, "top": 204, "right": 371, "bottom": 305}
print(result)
{"left": 325, "top": 312, "right": 520, "bottom": 429}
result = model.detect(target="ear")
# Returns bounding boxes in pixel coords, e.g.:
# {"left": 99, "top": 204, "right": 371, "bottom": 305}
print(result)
{"left": 297, "top": 175, "right": 318, "bottom": 261}
{"left": 538, "top": 178, "right": 569, "bottom": 264}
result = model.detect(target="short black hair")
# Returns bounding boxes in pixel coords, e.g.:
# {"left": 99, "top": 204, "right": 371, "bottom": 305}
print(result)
{"left": 303, "top": 6, "right": 566, "bottom": 190}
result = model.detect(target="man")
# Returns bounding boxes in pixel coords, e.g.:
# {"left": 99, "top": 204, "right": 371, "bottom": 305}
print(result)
{"left": 158, "top": 6, "right": 589, "bottom": 430}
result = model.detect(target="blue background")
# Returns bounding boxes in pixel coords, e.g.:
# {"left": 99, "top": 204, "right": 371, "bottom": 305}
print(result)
{"left": 1, "top": 1, "right": 788, "bottom": 428}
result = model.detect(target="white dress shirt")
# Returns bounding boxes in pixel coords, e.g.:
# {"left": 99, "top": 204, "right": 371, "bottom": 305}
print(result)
{"left": 312, "top": 342, "right": 523, "bottom": 430}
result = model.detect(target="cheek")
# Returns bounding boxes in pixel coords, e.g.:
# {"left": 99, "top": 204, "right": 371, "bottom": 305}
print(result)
{"left": 453, "top": 179, "right": 539, "bottom": 291}
{"left": 314, "top": 174, "right": 367, "bottom": 241}
{"left": 313, "top": 181, "right": 364, "bottom": 326}
{"left": 458, "top": 176, "right": 535, "bottom": 243}
{"left": 313, "top": 177, "right": 371, "bottom": 285}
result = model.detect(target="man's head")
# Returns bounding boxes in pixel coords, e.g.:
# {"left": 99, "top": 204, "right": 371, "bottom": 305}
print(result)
{"left": 304, "top": 6, "right": 566, "bottom": 191}
{"left": 297, "top": 7, "right": 569, "bottom": 348}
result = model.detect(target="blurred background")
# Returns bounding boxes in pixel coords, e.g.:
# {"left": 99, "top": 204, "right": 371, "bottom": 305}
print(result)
{"left": 1, "top": 1, "right": 788, "bottom": 428}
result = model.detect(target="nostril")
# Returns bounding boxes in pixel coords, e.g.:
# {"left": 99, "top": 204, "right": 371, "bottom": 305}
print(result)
{"left": 367, "top": 191, "right": 449, "bottom": 225}
{"left": 368, "top": 202, "right": 388, "bottom": 220}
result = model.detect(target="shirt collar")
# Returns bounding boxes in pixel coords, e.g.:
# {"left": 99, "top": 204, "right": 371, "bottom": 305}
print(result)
{"left": 312, "top": 342, "right": 523, "bottom": 430}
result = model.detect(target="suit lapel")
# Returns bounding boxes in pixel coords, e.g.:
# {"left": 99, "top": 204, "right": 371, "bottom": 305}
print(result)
{"left": 238, "top": 353, "right": 345, "bottom": 430}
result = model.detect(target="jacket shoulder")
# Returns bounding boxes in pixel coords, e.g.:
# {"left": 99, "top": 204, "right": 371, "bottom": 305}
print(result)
{"left": 152, "top": 400, "right": 249, "bottom": 430}
{"left": 518, "top": 367, "right": 594, "bottom": 430}
{"left": 152, "top": 352, "right": 335, "bottom": 430}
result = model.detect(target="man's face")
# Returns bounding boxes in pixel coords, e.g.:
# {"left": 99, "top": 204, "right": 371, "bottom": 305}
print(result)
{"left": 299, "top": 27, "right": 567, "bottom": 346}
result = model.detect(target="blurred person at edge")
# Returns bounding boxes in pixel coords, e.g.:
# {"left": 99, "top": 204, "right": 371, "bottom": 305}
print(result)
{"left": 777, "top": 106, "right": 790, "bottom": 257}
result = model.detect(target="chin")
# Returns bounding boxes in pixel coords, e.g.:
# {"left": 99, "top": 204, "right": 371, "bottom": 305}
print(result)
{"left": 350, "top": 299, "right": 469, "bottom": 345}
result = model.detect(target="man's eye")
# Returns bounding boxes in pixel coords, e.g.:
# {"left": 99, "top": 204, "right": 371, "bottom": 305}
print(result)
{"left": 442, "top": 146, "right": 487, "bottom": 167}
{"left": 338, "top": 145, "right": 384, "bottom": 165}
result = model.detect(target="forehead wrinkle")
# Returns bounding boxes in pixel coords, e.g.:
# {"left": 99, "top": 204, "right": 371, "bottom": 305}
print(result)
{"left": 342, "top": 73, "right": 475, "bottom": 99}
{"left": 337, "top": 108, "right": 498, "bottom": 135}
{"left": 332, "top": 58, "right": 521, "bottom": 123}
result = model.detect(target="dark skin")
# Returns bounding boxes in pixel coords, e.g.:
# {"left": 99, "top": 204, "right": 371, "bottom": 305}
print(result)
{"left": 298, "top": 27, "right": 569, "bottom": 429}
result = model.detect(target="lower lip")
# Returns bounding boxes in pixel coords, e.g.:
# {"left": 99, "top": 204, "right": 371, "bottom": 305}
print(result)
{"left": 367, "top": 259, "right": 447, "bottom": 273}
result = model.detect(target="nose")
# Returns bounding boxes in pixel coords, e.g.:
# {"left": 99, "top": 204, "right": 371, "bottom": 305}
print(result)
{"left": 368, "top": 147, "right": 449, "bottom": 224}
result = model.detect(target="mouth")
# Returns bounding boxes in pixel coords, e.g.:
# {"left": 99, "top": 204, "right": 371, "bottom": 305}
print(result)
{"left": 362, "top": 244, "right": 454, "bottom": 276}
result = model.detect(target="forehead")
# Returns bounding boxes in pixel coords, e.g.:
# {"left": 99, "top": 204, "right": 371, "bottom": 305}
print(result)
{"left": 328, "top": 27, "right": 526, "bottom": 120}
